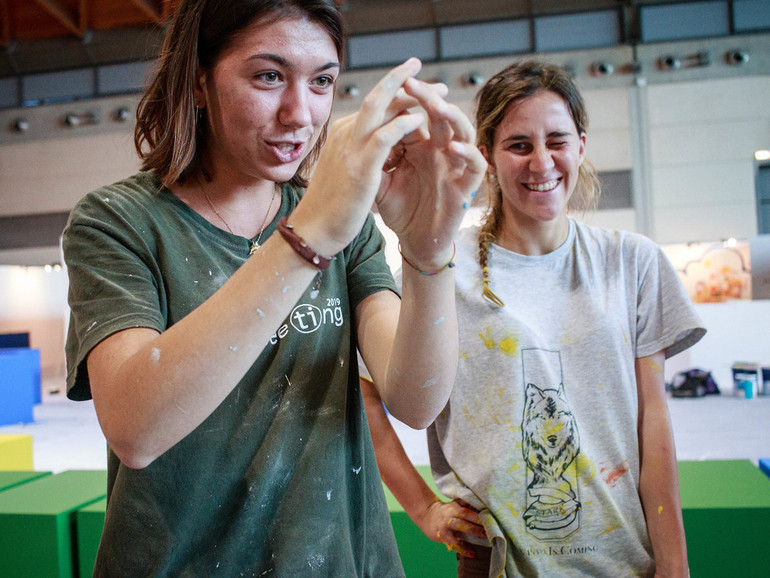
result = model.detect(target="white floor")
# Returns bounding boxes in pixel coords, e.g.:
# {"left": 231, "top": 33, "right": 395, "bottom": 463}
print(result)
{"left": 1, "top": 379, "right": 769, "bottom": 473}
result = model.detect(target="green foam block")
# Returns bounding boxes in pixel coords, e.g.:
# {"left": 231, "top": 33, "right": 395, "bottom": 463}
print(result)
{"left": 76, "top": 498, "right": 107, "bottom": 578}
{"left": 679, "top": 460, "right": 770, "bottom": 578}
{"left": 0, "top": 470, "right": 50, "bottom": 492}
{"left": 0, "top": 470, "right": 107, "bottom": 578}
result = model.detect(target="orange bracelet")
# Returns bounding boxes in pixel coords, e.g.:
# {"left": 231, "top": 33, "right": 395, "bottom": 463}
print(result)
{"left": 399, "top": 243, "right": 456, "bottom": 276}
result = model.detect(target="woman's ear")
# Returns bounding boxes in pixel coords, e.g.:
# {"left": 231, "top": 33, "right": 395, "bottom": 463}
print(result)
{"left": 479, "top": 144, "right": 495, "bottom": 176}
{"left": 578, "top": 132, "right": 587, "bottom": 165}
{"left": 194, "top": 68, "right": 207, "bottom": 109}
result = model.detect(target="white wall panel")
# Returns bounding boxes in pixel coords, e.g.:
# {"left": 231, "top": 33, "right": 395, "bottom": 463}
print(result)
{"left": 585, "top": 128, "right": 632, "bottom": 171}
{"left": 644, "top": 75, "right": 769, "bottom": 243}
{"left": 651, "top": 162, "right": 756, "bottom": 208}
{"left": 583, "top": 87, "right": 630, "bottom": 131}
{"left": 0, "top": 132, "right": 140, "bottom": 215}
{"left": 654, "top": 202, "right": 757, "bottom": 244}
{"left": 648, "top": 77, "right": 770, "bottom": 126}
{"left": 649, "top": 119, "right": 770, "bottom": 166}
{"left": 577, "top": 208, "right": 638, "bottom": 233}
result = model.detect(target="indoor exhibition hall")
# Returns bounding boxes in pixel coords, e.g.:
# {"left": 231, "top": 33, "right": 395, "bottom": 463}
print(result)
{"left": 0, "top": 1, "right": 769, "bottom": 576}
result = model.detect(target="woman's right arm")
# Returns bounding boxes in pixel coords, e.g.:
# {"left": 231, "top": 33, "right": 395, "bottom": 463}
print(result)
{"left": 360, "top": 377, "right": 485, "bottom": 556}
{"left": 84, "top": 59, "right": 448, "bottom": 469}
{"left": 86, "top": 235, "right": 322, "bottom": 469}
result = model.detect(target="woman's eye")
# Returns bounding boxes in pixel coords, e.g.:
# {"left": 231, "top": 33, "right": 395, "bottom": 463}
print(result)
{"left": 257, "top": 71, "right": 280, "bottom": 83}
{"left": 313, "top": 75, "right": 335, "bottom": 89}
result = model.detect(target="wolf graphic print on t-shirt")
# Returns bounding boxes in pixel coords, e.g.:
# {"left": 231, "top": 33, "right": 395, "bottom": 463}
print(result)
{"left": 521, "top": 349, "right": 581, "bottom": 540}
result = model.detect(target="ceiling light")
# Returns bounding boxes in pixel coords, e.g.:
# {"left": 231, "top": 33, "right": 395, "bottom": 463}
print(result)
{"left": 462, "top": 72, "right": 484, "bottom": 87}
{"left": 12, "top": 118, "right": 29, "bottom": 132}
{"left": 113, "top": 107, "right": 131, "bottom": 122}
{"left": 339, "top": 84, "right": 359, "bottom": 99}
{"left": 726, "top": 49, "right": 749, "bottom": 65}
{"left": 591, "top": 61, "right": 614, "bottom": 76}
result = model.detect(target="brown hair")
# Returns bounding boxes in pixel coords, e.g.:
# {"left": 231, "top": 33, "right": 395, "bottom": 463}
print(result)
{"left": 474, "top": 60, "right": 601, "bottom": 307}
{"left": 134, "top": 0, "right": 345, "bottom": 190}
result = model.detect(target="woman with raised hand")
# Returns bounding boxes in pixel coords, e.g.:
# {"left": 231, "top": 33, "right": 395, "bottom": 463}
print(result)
{"left": 62, "top": 0, "right": 485, "bottom": 574}
{"left": 363, "top": 59, "right": 704, "bottom": 577}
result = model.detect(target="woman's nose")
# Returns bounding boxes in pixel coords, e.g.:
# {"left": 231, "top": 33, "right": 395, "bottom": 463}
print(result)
{"left": 529, "top": 145, "right": 555, "bottom": 173}
{"left": 279, "top": 85, "right": 312, "bottom": 129}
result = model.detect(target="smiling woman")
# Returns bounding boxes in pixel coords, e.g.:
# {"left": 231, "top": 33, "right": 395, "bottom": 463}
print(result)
{"left": 60, "top": 0, "right": 486, "bottom": 575}
{"left": 361, "top": 60, "right": 707, "bottom": 578}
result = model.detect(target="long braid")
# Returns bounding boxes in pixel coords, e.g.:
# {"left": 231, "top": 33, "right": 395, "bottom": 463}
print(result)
{"left": 478, "top": 178, "right": 506, "bottom": 308}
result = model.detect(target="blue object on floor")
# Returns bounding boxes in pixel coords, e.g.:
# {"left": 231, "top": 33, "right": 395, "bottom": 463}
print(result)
{"left": 0, "top": 333, "right": 30, "bottom": 349}
{"left": 0, "top": 348, "right": 40, "bottom": 425}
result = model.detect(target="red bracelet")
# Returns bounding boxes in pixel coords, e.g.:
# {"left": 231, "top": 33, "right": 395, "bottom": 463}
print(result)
{"left": 277, "top": 217, "right": 333, "bottom": 270}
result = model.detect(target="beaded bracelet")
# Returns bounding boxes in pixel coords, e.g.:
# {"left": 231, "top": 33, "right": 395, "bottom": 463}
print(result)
{"left": 399, "top": 242, "right": 456, "bottom": 276}
{"left": 277, "top": 217, "right": 333, "bottom": 270}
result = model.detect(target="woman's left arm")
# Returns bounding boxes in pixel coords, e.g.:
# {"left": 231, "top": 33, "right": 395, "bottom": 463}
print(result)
{"left": 355, "top": 72, "right": 484, "bottom": 429}
{"left": 636, "top": 351, "right": 689, "bottom": 578}
{"left": 356, "top": 268, "right": 457, "bottom": 429}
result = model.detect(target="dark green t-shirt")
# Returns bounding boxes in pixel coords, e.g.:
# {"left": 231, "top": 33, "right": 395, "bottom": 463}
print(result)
{"left": 63, "top": 171, "right": 403, "bottom": 576}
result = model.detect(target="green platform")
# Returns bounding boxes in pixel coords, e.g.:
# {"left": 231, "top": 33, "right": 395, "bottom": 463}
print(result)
{"left": 76, "top": 498, "right": 107, "bottom": 578}
{"left": 679, "top": 460, "right": 770, "bottom": 578}
{"left": 46, "top": 461, "right": 770, "bottom": 577}
{"left": 0, "top": 470, "right": 50, "bottom": 492}
{"left": 0, "top": 470, "right": 107, "bottom": 578}
{"left": 384, "top": 465, "right": 459, "bottom": 577}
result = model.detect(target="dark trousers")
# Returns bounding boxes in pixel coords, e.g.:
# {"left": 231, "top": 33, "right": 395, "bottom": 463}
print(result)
{"left": 457, "top": 545, "right": 492, "bottom": 578}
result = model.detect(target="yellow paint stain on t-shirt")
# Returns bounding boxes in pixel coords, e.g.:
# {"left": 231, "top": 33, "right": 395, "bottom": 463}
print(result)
{"left": 506, "top": 503, "right": 520, "bottom": 518}
{"left": 658, "top": 505, "right": 663, "bottom": 515}
{"left": 595, "top": 524, "right": 621, "bottom": 538}
{"left": 479, "top": 328, "right": 495, "bottom": 350}
{"left": 506, "top": 462, "right": 520, "bottom": 473}
{"left": 576, "top": 453, "right": 597, "bottom": 483}
{"left": 460, "top": 351, "right": 469, "bottom": 359}
{"left": 549, "top": 423, "right": 565, "bottom": 435}
{"left": 499, "top": 336, "right": 519, "bottom": 356}
{"left": 619, "top": 323, "right": 630, "bottom": 345}
{"left": 560, "top": 333, "right": 578, "bottom": 346}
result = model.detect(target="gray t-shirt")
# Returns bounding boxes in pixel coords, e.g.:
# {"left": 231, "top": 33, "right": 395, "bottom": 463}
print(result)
{"left": 428, "top": 221, "right": 705, "bottom": 577}
{"left": 63, "top": 171, "right": 403, "bottom": 577}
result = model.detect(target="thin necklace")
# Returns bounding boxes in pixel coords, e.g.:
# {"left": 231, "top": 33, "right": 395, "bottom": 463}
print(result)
{"left": 198, "top": 178, "right": 279, "bottom": 255}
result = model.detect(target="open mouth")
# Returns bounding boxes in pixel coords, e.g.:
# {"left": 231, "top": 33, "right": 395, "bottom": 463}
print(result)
{"left": 269, "top": 141, "right": 305, "bottom": 163}
{"left": 524, "top": 178, "right": 560, "bottom": 192}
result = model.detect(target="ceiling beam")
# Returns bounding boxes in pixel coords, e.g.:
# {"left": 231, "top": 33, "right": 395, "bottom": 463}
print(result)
{"left": 79, "top": 0, "right": 87, "bottom": 33}
{"left": 128, "top": 0, "right": 163, "bottom": 23}
{"left": 32, "top": 0, "right": 84, "bottom": 36}
{"left": 0, "top": 0, "right": 9, "bottom": 48}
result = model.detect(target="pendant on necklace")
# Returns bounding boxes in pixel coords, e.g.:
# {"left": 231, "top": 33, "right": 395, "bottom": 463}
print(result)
{"left": 249, "top": 241, "right": 260, "bottom": 255}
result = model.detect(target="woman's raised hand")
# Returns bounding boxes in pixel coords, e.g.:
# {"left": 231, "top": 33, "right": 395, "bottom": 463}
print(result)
{"left": 375, "top": 71, "right": 487, "bottom": 272}
{"left": 289, "top": 58, "right": 486, "bottom": 262}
